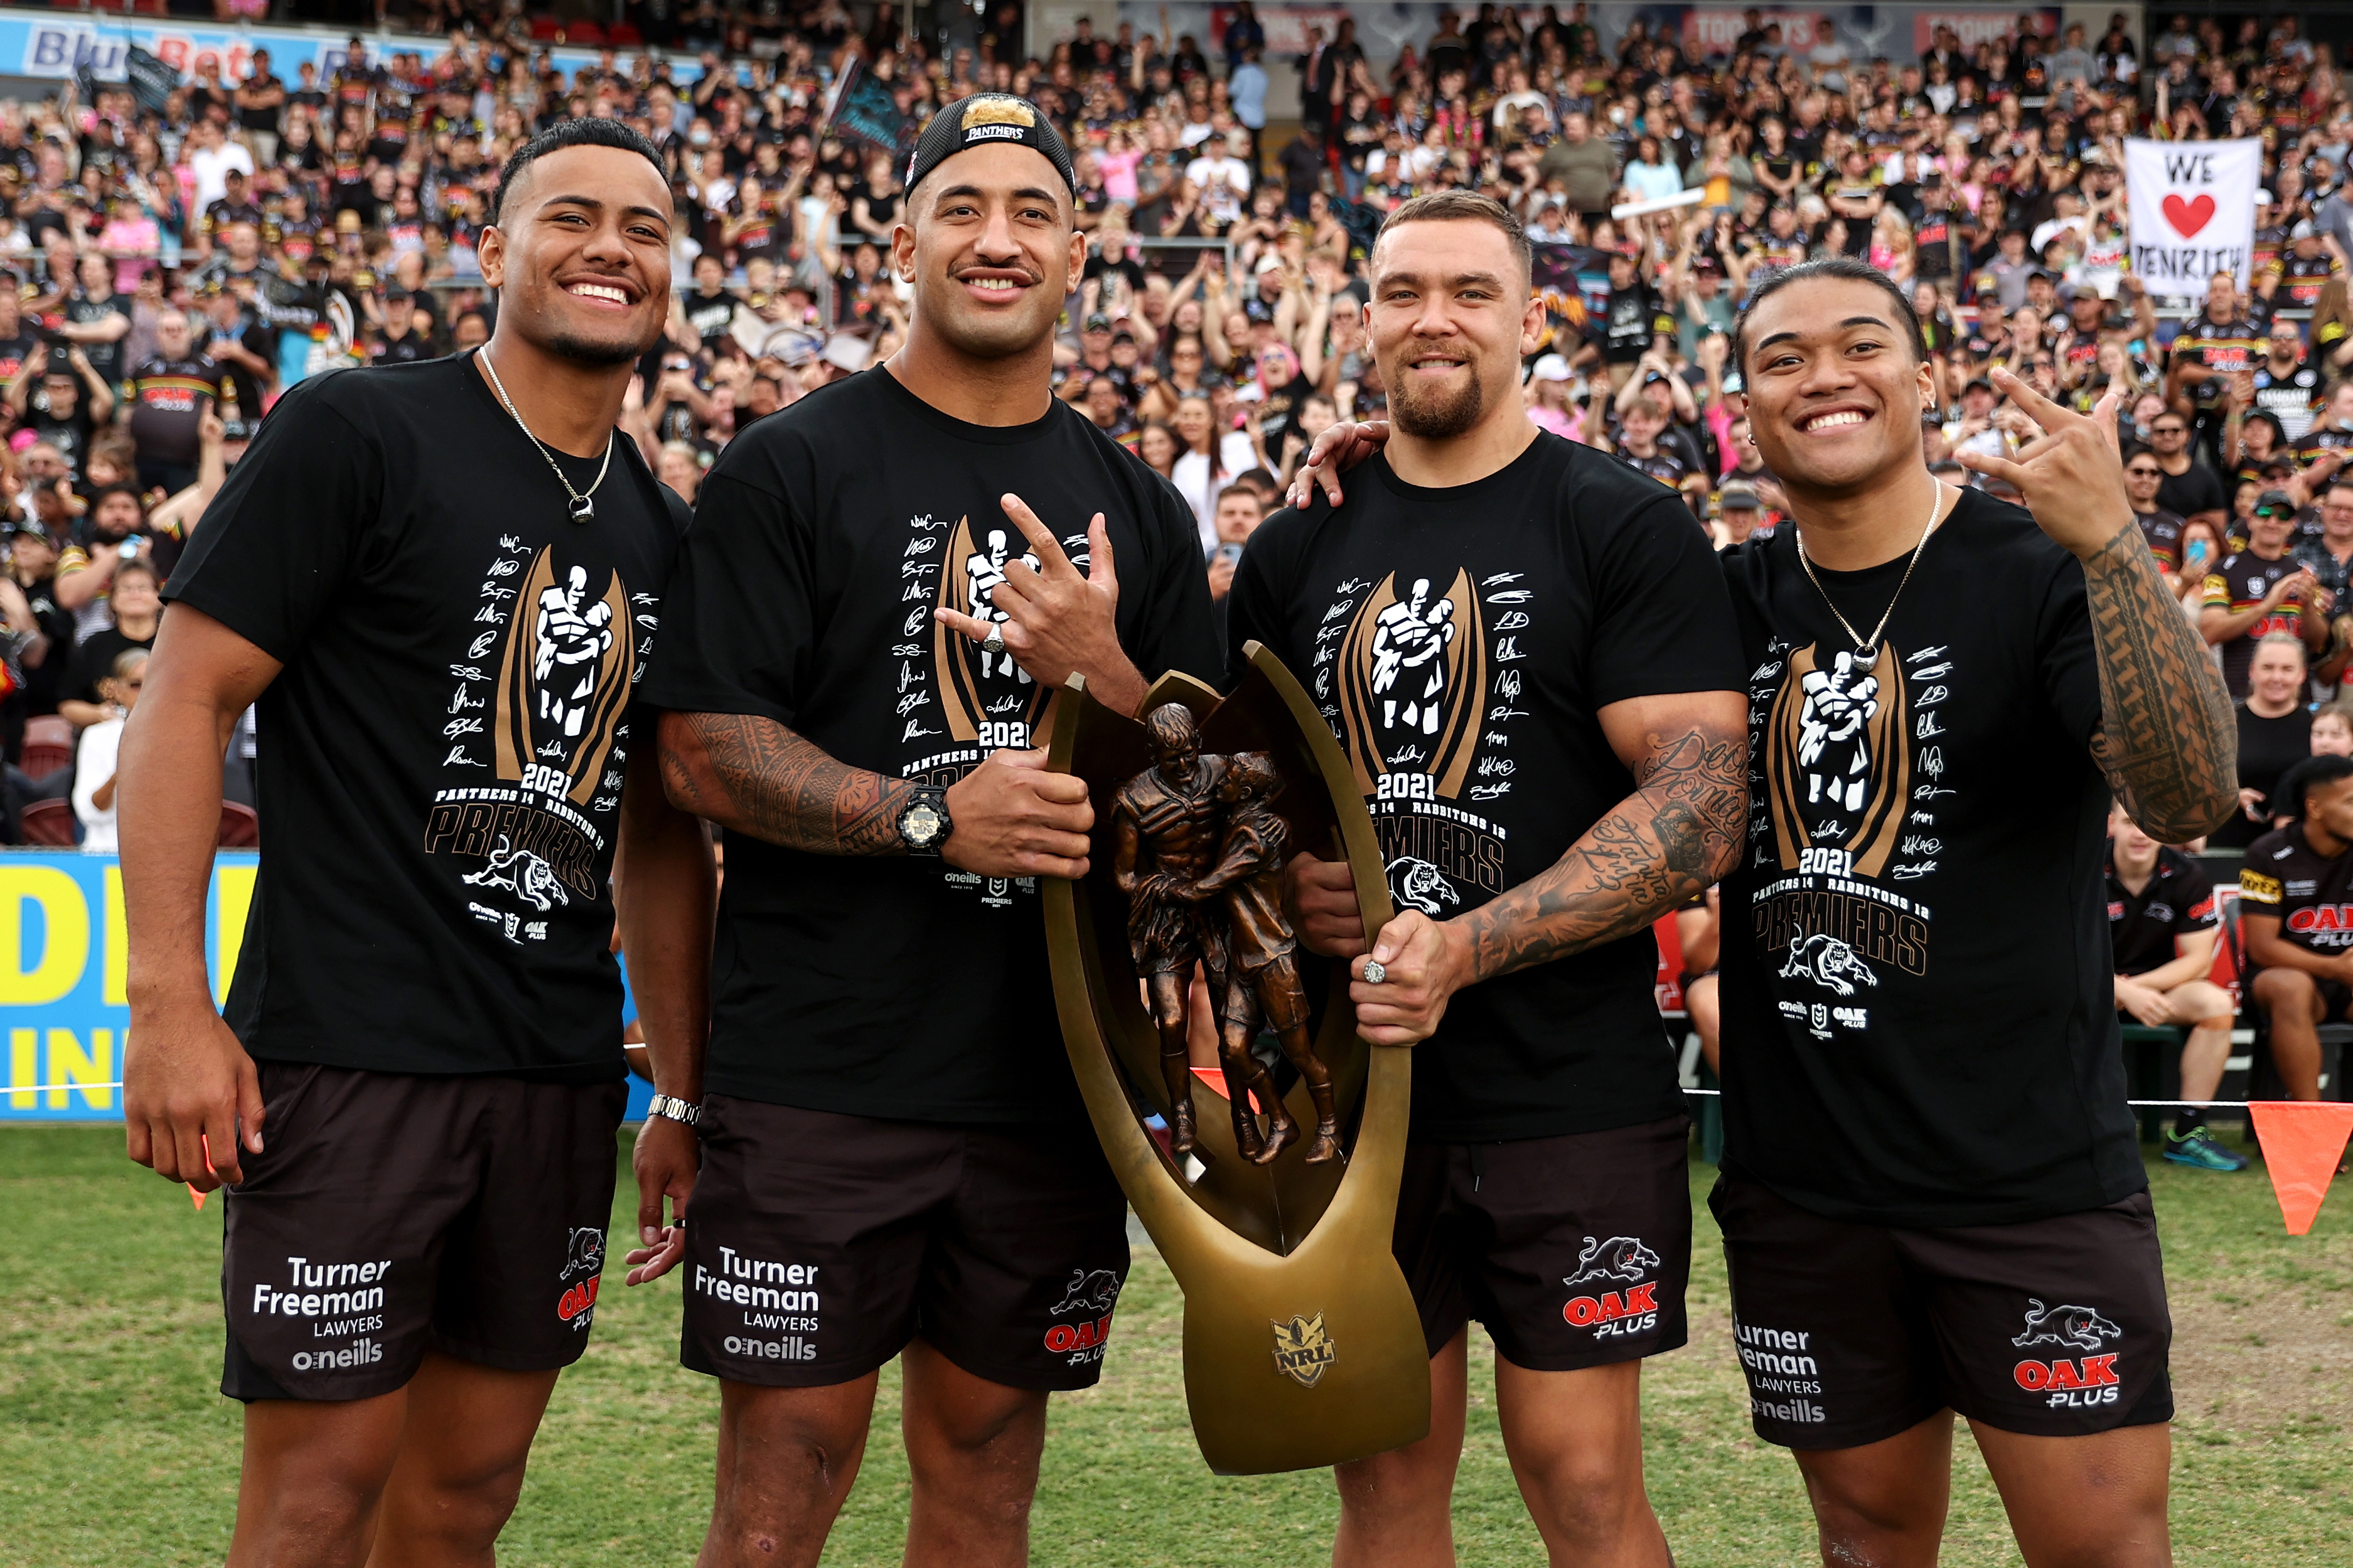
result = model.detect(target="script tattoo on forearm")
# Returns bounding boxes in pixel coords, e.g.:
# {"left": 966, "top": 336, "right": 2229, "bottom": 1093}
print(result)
{"left": 658, "top": 711, "right": 913, "bottom": 855}
{"left": 1459, "top": 725, "right": 1748, "bottom": 984}
{"left": 2081, "top": 523, "right": 2238, "bottom": 841}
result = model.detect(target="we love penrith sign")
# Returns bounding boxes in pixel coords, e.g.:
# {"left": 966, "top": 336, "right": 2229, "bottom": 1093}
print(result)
{"left": 2125, "top": 137, "right": 2262, "bottom": 294}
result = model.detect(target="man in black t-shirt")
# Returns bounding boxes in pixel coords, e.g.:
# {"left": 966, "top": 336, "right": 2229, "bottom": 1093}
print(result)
{"left": 2239, "top": 754, "right": 2353, "bottom": 1109}
{"left": 1718, "top": 262, "right": 2232, "bottom": 1562}
{"left": 124, "top": 310, "right": 220, "bottom": 496}
{"left": 121, "top": 121, "right": 713, "bottom": 1568}
{"left": 638, "top": 97, "right": 1218, "bottom": 1568}
{"left": 1254, "top": 191, "right": 1747, "bottom": 1566}
{"left": 2121, "top": 447, "right": 2185, "bottom": 582}
{"left": 2145, "top": 408, "right": 2226, "bottom": 536}
{"left": 6, "top": 343, "right": 113, "bottom": 479}
{"left": 2104, "top": 807, "right": 2242, "bottom": 1171}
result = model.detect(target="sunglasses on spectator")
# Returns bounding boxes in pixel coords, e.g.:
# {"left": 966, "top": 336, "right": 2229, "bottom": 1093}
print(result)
{"left": 2125, "top": 464, "right": 2162, "bottom": 476}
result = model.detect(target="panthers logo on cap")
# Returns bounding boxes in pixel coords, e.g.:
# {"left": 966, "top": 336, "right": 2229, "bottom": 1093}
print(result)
{"left": 962, "top": 95, "right": 1036, "bottom": 131}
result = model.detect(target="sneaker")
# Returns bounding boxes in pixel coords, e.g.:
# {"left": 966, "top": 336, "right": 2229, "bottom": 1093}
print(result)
{"left": 2163, "top": 1126, "right": 2249, "bottom": 1171}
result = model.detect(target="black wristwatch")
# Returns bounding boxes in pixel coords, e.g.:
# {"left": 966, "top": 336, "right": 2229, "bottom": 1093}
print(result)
{"left": 897, "top": 785, "right": 953, "bottom": 856}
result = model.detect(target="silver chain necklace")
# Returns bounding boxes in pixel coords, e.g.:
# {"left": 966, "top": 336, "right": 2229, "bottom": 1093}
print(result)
{"left": 478, "top": 349, "right": 613, "bottom": 523}
{"left": 1793, "top": 480, "right": 1948, "bottom": 659}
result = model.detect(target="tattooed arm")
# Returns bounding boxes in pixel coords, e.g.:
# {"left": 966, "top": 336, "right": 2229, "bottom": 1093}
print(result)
{"left": 655, "top": 710, "right": 1097, "bottom": 877}
{"left": 1956, "top": 367, "right": 2238, "bottom": 842}
{"left": 2079, "top": 524, "right": 2240, "bottom": 841}
{"left": 1347, "top": 690, "right": 1750, "bottom": 1047}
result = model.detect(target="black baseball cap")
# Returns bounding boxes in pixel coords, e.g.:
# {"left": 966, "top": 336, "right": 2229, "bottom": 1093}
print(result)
{"left": 905, "top": 93, "right": 1076, "bottom": 198}
{"left": 2255, "top": 489, "right": 2297, "bottom": 516}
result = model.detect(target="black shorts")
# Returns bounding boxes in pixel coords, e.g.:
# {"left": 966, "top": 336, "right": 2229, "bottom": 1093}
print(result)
{"left": 222, "top": 1062, "right": 625, "bottom": 1403}
{"left": 1711, "top": 1176, "right": 2173, "bottom": 1449}
{"left": 680, "top": 1098, "right": 1130, "bottom": 1392}
{"left": 1392, "top": 1114, "right": 1692, "bottom": 1372}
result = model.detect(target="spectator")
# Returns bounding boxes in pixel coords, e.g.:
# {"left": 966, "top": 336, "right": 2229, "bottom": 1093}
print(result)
{"left": 123, "top": 309, "right": 218, "bottom": 496}
{"left": 2124, "top": 445, "right": 2186, "bottom": 587}
{"left": 2148, "top": 408, "right": 2228, "bottom": 538}
{"left": 69, "top": 646, "right": 144, "bottom": 853}
{"left": 8, "top": 344, "right": 113, "bottom": 479}
{"left": 2313, "top": 700, "right": 2353, "bottom": 759}
{"left": 2241, "top": 754, "right": 2353, "bottom": 1106}
{"left": 2104, "top": 805, "right": 2242, "bottom": 1171}
{"left": 58, "top": 557, "right": 158, "bottom": 730}
{"left": 2216, "top": 632, "right": 2318, "bottom": 849}
{"left": 1170, "top": 392, "right": 1253, "bottom": 548}
{"left": 1204, "top": 479, "right": 1261, "bottom": 619}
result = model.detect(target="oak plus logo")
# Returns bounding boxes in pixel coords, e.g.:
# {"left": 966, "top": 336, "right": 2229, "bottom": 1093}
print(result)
{"left": 1043, "top": 1267, "right": 1122, "bottom": 1365}
{"left": 2011, "top": 1298, "right": 2126, "bottom": 1409}
{"left": 1561, "top": 1235, "right": 1661, "bottom": 1339}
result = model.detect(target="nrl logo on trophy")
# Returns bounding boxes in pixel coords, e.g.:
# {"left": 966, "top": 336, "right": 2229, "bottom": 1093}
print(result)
{"left": 1271, "top": 1313, "right": 1337, "bottom": 1388}
{"left": 1044, "top": 643, "right": 1429, "bottom": 1475}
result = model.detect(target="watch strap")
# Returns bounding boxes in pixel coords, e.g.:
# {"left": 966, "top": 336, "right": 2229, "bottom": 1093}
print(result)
{"left": 899, "top": 784, "right": 952, "bottom": 857}
{"left": 647, "top": 1094, "right": 701, "bottom": 1126}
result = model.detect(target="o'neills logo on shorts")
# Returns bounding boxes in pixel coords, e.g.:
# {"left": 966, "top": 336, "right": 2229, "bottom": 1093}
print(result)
{"left": 1272, "top": 1313, "right": 1336, "bottom": 1387}
{"left": 292, "top": 1339, "right": 384, "bottom": 1372}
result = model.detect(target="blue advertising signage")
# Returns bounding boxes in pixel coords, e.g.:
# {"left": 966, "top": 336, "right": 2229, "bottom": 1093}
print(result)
{"left": 0, "top": 850, "right": 651, "bottom": 1123}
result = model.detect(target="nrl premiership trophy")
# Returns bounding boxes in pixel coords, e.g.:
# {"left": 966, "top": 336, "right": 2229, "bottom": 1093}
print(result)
{"left": 1044, "top": 643, "right": 1428, "bottom": 1475}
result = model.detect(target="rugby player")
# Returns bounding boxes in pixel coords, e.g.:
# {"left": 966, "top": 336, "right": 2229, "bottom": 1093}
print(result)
{"left": 1712, "top": 257, "right": 2234, "bottom": 1567}
{"left": 119, "top": 118, "right": 715, "bottom": 1567}
{"left": 1235, "top": 190, "right": 1747, "bottom": 1567}
{"left": 638, "top": 95, "right": 1217, "bottom": 1568}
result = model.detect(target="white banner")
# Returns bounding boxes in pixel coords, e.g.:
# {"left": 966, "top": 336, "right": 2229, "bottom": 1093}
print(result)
{"left": 2125, "top": 137, "right": 2261, "bottom": 294}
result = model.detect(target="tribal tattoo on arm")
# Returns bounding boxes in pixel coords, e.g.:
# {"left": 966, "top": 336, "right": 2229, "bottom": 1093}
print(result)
{"left": 656, "top": 710, "right": 914, "bottom": 855}
{"left": 1457, "top": 719, "right": 1749, "bottom": 984}
{"left": 2080, "top": 524, "right": 2239, "bottom": 842}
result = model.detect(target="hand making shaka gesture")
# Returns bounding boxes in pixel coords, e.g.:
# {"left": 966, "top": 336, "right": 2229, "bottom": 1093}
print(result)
{"left": 1954, "top": 366, "right": 2133, "bottom": 561}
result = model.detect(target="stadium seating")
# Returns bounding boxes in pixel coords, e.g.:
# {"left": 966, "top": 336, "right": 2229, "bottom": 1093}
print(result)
{"left": 21, "top": 715, "right": 73, "bottom": 779}
{"left": 18, "top": 797, "right": 73, "bottom": 846}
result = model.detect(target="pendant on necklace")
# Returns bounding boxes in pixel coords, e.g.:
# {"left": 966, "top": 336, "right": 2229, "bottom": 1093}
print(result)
{"left": 569, "top": 495, "right": 595, "bottom": 523}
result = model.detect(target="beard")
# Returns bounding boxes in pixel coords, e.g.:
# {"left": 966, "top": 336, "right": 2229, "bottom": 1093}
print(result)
{"left": 1388, "top": 361, "right": 1486, "bottom": 440}
{"left": 545, "top": 326, "right": 658, "bottom": 367}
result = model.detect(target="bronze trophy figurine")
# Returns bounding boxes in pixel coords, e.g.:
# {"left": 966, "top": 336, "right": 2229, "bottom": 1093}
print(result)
{"left": 1044, "top": 644, "right": 1427, "bottom": 1476}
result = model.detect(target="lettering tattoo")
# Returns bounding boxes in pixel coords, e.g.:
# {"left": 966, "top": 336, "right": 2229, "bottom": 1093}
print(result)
{"left": 657, "top": 712, "right": 914, "bottom": 856}
{"left": 1459, "top": 724, "right": 1748, "bottom": 983}
{"left": 2081, "top": 524, "right": 2238, "bottom": 841}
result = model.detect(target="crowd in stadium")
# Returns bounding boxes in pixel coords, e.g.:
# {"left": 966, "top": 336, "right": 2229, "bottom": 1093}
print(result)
{"left": 1, "top": 7, "right": 2352, "bottom": 1097}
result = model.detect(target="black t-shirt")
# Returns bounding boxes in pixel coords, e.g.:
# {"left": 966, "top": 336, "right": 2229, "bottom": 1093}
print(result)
{"left": 1599, "top": 281, "right": 1663, "bottom": 363}
{"left": 2133, "top": 507, "right": 2185, "bottom": 572}
{"left": 1717, "top": 490, "right": 2142, "bottom": 1227}
{"left": 2213, "top": 703, "right": 2312, "bottom": 848}
{"left": 126, "top": 354, "right": 220, "bottom": 469}
{"left": 65, "top": 623, "right": 153, "bottom": 705}
{"left": 0, "top": 329, "right": 37, "bottom": 387}
{"left": 31, "top": 404, "right": 94, "bottom": 477}
{"left": 2241, "top": 823, "right": 2353, "bottom": 959}
{"left": 1226, "top": 434, "right": 1745, "bottom": 1141}
{"left": 64, "top": 292, "right": 131, "bottom": 387}
{"left": 2106, "top": 847, "right": 2217, "bottom": 978}
{"left": 165, "top": 354, "right": 688, "bottom": 1080}
{"left": 638, "top": 368, "right": 1219, "bottom": 1123}
{"left": 2155, "top": 460, "right": 2226, "bottom": 522}
{"left": 682, "top": 285, "right": 739, "bottom": 349}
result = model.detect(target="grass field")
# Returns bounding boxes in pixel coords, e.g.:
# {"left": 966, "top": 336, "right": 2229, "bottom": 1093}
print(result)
{"left": 1, "top": 1124, "right": 2348, "bottom": 1566}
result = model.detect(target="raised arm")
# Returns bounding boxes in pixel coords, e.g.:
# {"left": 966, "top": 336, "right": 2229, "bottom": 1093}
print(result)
{"left": 1347, "top": 688, "right": 1749, "bottom": 1045}
{"left": 1959, "top": 368, "right": 2237, "bottom": 840}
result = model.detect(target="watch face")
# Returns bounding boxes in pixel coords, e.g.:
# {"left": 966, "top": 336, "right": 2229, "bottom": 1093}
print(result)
{"left": 903, "top": 801, "right": 943, "bottom": 845}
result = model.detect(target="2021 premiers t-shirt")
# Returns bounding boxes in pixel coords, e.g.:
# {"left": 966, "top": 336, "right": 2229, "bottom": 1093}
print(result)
{"left": 638, "top": 366, "right": 1219, "bottom": 1124}
{"left": 1716, "top": 489, "right": 2143, "bottom": 1227}
{"left": 167, "top": 353, "right": 688, "bottom": 1080}
{"left": 1226, "top": 434, "right": 1747, "bottom": 1142}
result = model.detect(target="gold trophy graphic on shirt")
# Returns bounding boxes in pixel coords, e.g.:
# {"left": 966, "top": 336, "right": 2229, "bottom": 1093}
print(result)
{"left": 1043, "top": 643, "right": 1428, "bottom": 1475}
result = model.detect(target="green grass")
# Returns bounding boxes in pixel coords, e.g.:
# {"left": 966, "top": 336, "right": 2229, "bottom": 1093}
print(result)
{"left": 0, "top": 1126, "right": 2347, "bottom": 1565}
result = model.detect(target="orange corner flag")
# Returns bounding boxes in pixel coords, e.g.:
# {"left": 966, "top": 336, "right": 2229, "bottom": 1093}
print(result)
{"left": 2249, "top": 1102, "right": 2353, "bottom": 1235}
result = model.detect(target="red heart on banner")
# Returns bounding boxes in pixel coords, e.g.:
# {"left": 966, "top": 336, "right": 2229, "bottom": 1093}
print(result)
{"left": 2163, "top": 193, "right": 2217, "bottom": 238}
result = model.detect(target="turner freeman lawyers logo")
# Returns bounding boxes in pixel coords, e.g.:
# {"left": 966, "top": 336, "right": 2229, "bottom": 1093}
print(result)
{"left": 2011, "top": 1298, "right": 2126, "bottom": 1409}
{"left": 1272, "top": 1313, "right": 1337, "bottom": 1387}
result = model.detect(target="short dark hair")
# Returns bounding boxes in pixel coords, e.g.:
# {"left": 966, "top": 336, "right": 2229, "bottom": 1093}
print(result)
{"left": 490, "top": 117, "right": 667, "bottom": 227}
{"left": 1375, "top": 191, "right": 1532, "bottom": 285}
{"left": 2277, "top": 754, "right": 2353, "bottom": 818}
{"left": 1732, "top": 255, "right": 1928, "bottom": 378}
{"left": 112, "top": 557, "right": 161, "bottom": 593}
